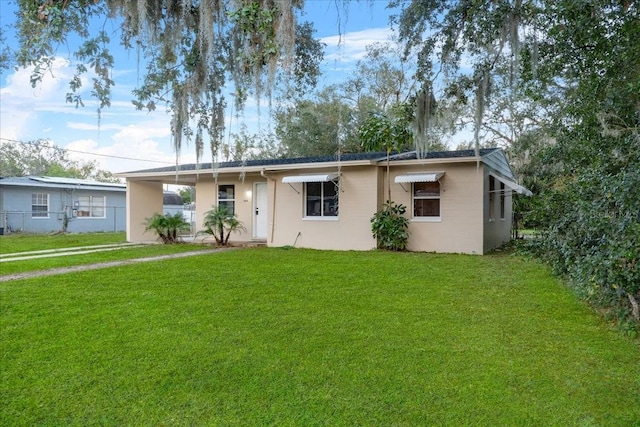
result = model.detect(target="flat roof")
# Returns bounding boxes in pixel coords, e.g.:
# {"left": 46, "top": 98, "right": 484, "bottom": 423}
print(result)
{"left": 0, "top": 176, "right": 126, "bottom": 191}
{"left": 119, "top": 148, "right": 501, "bottom": 176}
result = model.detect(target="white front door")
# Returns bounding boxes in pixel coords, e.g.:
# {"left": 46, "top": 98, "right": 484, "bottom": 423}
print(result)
{"left": 254, "top": 182, "right": 268, "bottom": 239}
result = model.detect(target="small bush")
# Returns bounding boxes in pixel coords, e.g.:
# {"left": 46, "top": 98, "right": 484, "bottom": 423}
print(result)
{"left": 370, "top": 200, "right": 409, "bottom": 251}
{"left": 144, "top": 213, "right": 190, "bottom": 244}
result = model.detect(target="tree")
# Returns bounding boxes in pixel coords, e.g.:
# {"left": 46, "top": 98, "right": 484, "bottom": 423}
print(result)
{"left": 178, "top": 187, "right": 194, "bottom": 205}
{"left": 359, "top": 110, "right": 412, "bottom": 200}
{"left": 359, "top": 109, "right": 412, "bottom": 252}
{"left": 0, "top": 28, "right": 11, "bottom": 71}
{"left": 520, "top": 1, "right": 640, "bottom": 327}
{"left": 275, "top": 86, "right": 361, "bottom": 158}
{"left": 12, "top": 0, "right": 323, "bottom": 164}
{"left": 0, "top": 139, "right": 119, "bottom": 182}
{"left": 344, "top": 42, "right": 415, "bottom": 112}
{"left": 343, "top": 41, "right": 454, "bottom": 157}
{"left": 392, "top": 0, "right": 640, "bottom": 329}
{"left": 274, "top": 40, "right": 424, "bottom": 158}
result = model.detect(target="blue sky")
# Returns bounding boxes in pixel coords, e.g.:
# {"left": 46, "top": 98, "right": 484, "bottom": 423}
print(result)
{"left": 0, "top": 1, "right": 398, "bottom": 173}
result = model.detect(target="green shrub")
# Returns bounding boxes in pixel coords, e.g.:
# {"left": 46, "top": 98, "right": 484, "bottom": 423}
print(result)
{"left": 528, "top": 144, "right": 640, "bottom": 333}
{"left": 143, "top": 212, "right": 190, "bottom": 244}
{"left": 370, "top": 200, "right": 410, "bottom": 251}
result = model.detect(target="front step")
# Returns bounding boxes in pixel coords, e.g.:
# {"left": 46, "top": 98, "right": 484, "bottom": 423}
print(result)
{"left": 235, "top": 240, "right": 267, "bottom": 248}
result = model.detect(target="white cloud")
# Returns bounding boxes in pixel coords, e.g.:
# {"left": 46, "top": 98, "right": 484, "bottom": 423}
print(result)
{"left": 66, "top": 122, "right": 124, "bottom": 131}
{"left": 62, "top": 116, "right": 204, "bottom": 173}
{"left": 0, "top": 57, "right": 93, "bottom": 140}
{"left": 65, "top": 137, "right": 174, "bottom": 174}
{"left": 1, "top": 57, "right": 73, "bottom": 99}
{"left": 321, "top": 27, "right": 395, "bottom": 63}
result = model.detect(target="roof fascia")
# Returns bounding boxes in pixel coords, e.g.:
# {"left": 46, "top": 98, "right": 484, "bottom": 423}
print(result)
{"left": 118, "top": 159, "right": 379, "bottom": 180}
{"left": 387, "top": 156, "right": 485, "bottom": 166}
{"left": 262, "top": 159, "right": 378, "bottom": 171}
{"left": 0, "top": 181, "right": 126, "bottom": 191}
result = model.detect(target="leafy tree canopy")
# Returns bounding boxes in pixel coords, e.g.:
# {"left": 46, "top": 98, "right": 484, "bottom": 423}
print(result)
{"left": 274, "top": 40, "right": 445, "bottom": 158}
{"left": 178, "top": 187, "right": 194, "bottom": 205}
{"left": 12, "top": 0, "right": 323, "bottom": 163}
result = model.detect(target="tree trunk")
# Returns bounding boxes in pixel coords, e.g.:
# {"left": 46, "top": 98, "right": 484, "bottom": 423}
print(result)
{"left": 218, "top": 224, "right": 225, "bottom": 246}
{"left": 629, "top": 292, "right": 639, "bottom": 321}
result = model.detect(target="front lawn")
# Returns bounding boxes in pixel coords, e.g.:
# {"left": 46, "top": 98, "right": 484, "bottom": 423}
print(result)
{"left": 1, "top": 249, "right": 638, "bottom": 425}
{"left": 0, "top": 244, "right": 212, "bottom": 276}
{"left": 0, "top": 232, "right": 127, "bottom": 254}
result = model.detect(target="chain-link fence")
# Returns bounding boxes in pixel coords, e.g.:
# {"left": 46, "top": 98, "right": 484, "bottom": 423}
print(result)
{"left": 0, "top": 207, "right": 126, "bottom": 235}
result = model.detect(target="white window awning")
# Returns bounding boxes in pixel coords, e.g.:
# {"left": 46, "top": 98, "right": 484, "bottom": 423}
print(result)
{"left": 494, "top": 176, "right": 532, "bottom": 196}
{"left": 501, "top": 179, "right": 532, "bottom": 196}
{"left": 282, "top": 172, "right": 340, "bottom": 184}
{"left": 395, "top": 172, "right": 445, "bottom": 184}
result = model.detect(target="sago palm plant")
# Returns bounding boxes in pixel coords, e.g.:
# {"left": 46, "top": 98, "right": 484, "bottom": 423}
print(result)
{"left": 144, "top": 212, "right": 190, "bottom": 244}
{"left": 201, "top": 205, "right": 246, "bottom": 246}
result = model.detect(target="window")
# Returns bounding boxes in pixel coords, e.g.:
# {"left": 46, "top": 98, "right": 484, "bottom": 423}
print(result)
{"left": 305, "top": 181, "right": 338, "bottom": 217}
{"left": 218, "top": 185, "right": 235, "bottom": 214}
{"left": 489, "top": 176, "right": 496, "bottom": 221}
{"left": 413, "top": 181, "right": 440, "bottom": 217}
{"left": 500, "top": 182, "right": 506, "bottom": 220}
{"left": 77, "top": 195, "right": 106, "bottom": 218}
{"left": 32, "top": 193, "right": 49, "bottom": 218}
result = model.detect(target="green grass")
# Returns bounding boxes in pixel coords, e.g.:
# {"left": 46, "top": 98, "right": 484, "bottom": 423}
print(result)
{"left": 0, "top": 244, "right": 212, "bottom": 276}
{"left": 1, "top": 248, "right": 639, "bottom": 426}
{"left": 0, "top": 232, "right": 127, "bottom": 254}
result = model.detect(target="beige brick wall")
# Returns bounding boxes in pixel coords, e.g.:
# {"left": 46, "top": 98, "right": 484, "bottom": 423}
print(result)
{"left": 269, "top": 166, "right": 378, "bottom": 250}
{"left": 390, "top": 163, "right": 485, "bottom": 254}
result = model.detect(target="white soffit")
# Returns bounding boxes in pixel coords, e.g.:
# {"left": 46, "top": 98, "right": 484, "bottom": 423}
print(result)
{"left": 282, "top": 173, "right": 340, "bottom": 183}
{"left": 394, "top": 172, "right": 445, "bottom": 184}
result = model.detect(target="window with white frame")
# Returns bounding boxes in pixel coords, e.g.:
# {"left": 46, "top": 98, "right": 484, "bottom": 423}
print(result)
{"left": 413, "top": 181, "right": 440, "bottom": 217}
{"left": 305, "top": 181, "right": 338, "bottom": 217}
{"left": 32, "top": 193, "right": 49, "bottom": 218}
{"left": 77, "top": 195, "right": 106, "bottom": 218}
{"left": 218, "top": 184, "right": 235, "bottom": 214}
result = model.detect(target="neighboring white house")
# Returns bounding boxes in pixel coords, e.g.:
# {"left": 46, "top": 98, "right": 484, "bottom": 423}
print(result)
{"left": 118, "top": 148, "right": 531, "bottom": 254}
{"left": 0, "top": 176, "right": 126, "bottom": 234}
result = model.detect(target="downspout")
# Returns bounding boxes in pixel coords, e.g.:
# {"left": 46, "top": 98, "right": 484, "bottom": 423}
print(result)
{"left": 260, "top": 169, "right": 276, "bottom": 243}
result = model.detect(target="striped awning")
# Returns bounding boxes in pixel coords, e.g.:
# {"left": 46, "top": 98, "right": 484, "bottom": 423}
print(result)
{"left": 282, "top": 173, "right": 340, "bottom": 183}
{"left": 394, "top": 172, "right": 445, "bottom": 184}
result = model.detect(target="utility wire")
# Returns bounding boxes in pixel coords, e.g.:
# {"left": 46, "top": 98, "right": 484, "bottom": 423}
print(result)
{"left": 0, "top": 137, "right": 175, "bottom": 165}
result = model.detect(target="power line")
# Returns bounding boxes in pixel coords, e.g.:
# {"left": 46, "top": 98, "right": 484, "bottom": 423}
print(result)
{"left": 0, "top": 137, "right": 175, "bottom": 165}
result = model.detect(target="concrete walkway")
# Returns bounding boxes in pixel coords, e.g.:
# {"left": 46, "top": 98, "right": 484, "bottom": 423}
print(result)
{"left": 0, "top": 243, "right": 145, "bottom": 262}
{"left": 0, "top": 246, "right": 232, "bottom": 282}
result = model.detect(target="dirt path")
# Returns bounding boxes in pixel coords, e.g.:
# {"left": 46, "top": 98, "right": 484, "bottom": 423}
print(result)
{"left": 0, "top": 248, "right": 233, "bottom": 282}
